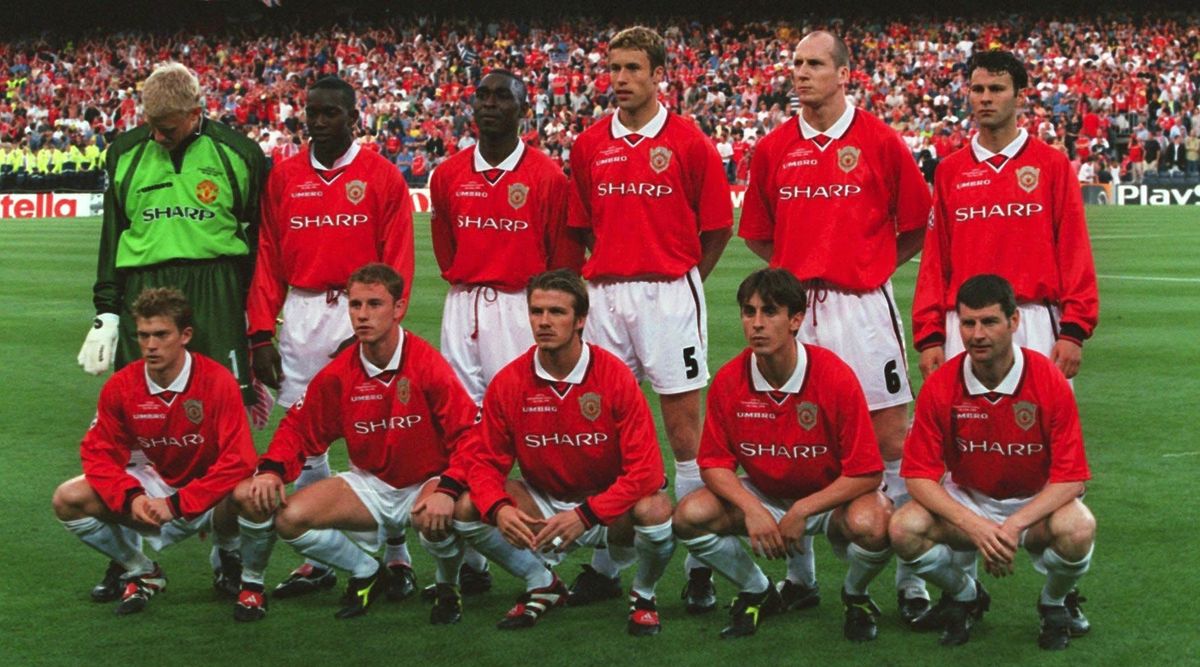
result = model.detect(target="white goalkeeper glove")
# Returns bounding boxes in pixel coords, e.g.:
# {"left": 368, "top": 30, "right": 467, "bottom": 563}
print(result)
{"left": 78, "top": 313, "right": 120, "bottom": 375}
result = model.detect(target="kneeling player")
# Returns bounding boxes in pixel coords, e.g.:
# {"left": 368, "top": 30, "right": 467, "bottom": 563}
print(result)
{"left": 674, "top": 269, "right": 892, "bottom": 640}
{"left": 453, "top": 269, "right": 675, "bottom": 635}
{"left": 53, "top": 288, "right": 256, "bottom": 615}
{"left": 890, "top": 274, "right": 1095, "bottom": 649}
{"left": 230, "top": 264, "right": 480, "bottom": 623}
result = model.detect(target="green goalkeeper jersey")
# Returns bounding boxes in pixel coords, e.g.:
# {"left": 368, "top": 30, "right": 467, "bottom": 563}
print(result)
{"left": 92, "top": 117, "right": 266, "bottom": 314}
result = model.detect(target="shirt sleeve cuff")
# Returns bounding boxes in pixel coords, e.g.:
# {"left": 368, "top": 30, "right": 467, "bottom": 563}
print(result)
{"left": 1057, "top": 323, "right": 1087, "bottom": 346}
{"left": 484, "top": 498, "right": 513, "bottom": 525}
{"left": 121, "top": 487, "right": 146, "bottom": 515}
{"left": 915, "top": 333, "right": 946, "bottom": 351}
{"left": 256, "top": 460, "right": 286, "bottom": 477}
{"left": 436, "top": 475, "right": 466, "bottom": 500}
{"left": 574, "top": 500, "right": 603, "bottom": 529}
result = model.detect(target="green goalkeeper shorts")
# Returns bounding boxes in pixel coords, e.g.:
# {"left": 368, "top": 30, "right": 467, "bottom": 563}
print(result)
{"left": 115, "top": 256, "right": 255, "bottom": 405}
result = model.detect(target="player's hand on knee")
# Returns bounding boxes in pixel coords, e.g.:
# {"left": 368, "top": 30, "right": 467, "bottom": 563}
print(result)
{"left": 412, "top": 492, "right": 455, "bottom": 536}
{"left": 251, "top": 343, "right": 283, "bottom": 389}
{"left": 248, "top": 473, "right": 286, "bottom": 516}
{"left": 918, "top": 346, "right": 945, "bottom": 379}
{"left": 747, "top": 506, "right": 787, "bottom": 559}
{"left": 1051, "top": 339, "right": 1081, "bottom": 378}
{"left": 78, "top": 313, "right": 119, "bottom": 375}
{"left": 131, "top": 494, "right": 165, "bottom": 528}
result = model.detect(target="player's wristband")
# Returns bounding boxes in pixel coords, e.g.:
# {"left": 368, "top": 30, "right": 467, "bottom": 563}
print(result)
{"left": 484, "top": 498, "right": 513, "bottom": 525}
{"left": 256, "top": 460, "right": 286, "bottom": 478}
{"left": 1057, "top": 323, "right": 1087, "bottom": 346}
{"left": 574, "top": 501, "right": 602, "bottom": 530}
{"left": 915, "top": 333, "right": 946, "bottom": 352}
{"left": 435, "top": 475, "right": 466, "bottom": 500}
{"left": 121, "top": 487, "right": 147, "bottom": 515}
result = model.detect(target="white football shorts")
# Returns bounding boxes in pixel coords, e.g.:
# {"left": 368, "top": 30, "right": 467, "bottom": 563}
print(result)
{"left": 338, "top": 468, "right": 435, "bottom": 553}
{"left": 524, "top": 483, "right": 608, "bottom": 565}
{"left": 739, "top": 477, "right": 840, "bottom": 555}
{"left": 584, "top": 266, "right": 709, "bottom": 395}
{"left": 796, "top": 281, "right": 911, "bottom": 411}
{"left": 278, "top": 288, "right": 354, "bottom": 408}
{"left": 440, "top": 284, "right": 535, "bottom": 405}
{"left": 126, "top": 461, "right": 215, "bottom": 552}
{"left": 944, "top": 476, "right": 1033, "bottom": 547}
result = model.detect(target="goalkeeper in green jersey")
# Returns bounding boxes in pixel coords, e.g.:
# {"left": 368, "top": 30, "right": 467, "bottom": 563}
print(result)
{"left": 79, "top": 63, "right": 266, "bottom": 407}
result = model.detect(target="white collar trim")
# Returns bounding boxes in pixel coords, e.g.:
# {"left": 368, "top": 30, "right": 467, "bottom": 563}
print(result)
{"left": 146, "top": 351, "right": 192, "bottom": 395}
{"left": 971, "top": 128, "right": 1029, "bottom": 162}
{"left": 310, "top": 141, "right": 361, "bottom": 171}
{"left": 612, "top": 103, "right": 668, "bottom": 139}
{"left": 534, "top": 342, "right": 591, "bottom": 384}
{"left": 749, "top": 343, "right": 808, "bottom": 393}
{"left": 359, "top": 327, "right": 405, "bottom": 377}
{"left": 964, "top": 345, "right": 1025, "bottom": 396}
{"left": 473, "top": 140, "right": 525, "bottom": 172}
{"left": 799, "top": 102, "right": 855, "bottom": 140}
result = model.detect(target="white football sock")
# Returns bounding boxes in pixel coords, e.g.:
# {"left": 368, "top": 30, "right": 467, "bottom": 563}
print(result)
{"left": 952, "top": 548, "right": 979, "bottom": 579}
{"left": 786, "top": 537, "right": 818, "bottom": 587}
{"left": 630, "top": 520, "right": 675, "bottom": 599}
{"left": 844, "top": 542, "right": 892, "bottom": 596}
{"left": 462, "top": 547, "right": 489, "bottom": 572}
{"left": 1041, "top": 545, "right": 1093, "bottom": 606}
{"left": 419, "top": 533, "right": 465, "bottom": 585}
{"left": 284, "top": 529, "right": 378, "bottom": 579}
{"left": 295, "top": 453, "right": 332, "bottom": 571}
{"left": 590, "top": 546, "right": 623, "bottom": 578}
{"left": 905, "top": 543, "right": 975, "bottom": 602}
{"left": 61, "top": 517, "right": 154, "bottom": 576}
{"left": 454, "top": 519, "right": 552, "bottom": 591}
{"left": 384, "top": 534, "right": 412, "bottom": 565}
{"left": 237, "top": 516, "right": 277, "bottom": 586}
{"left": 673, "top": 459, "right": 704, "bottom": 499}
{"left": 680, "top": 533, "right": 769, "bottom": 594}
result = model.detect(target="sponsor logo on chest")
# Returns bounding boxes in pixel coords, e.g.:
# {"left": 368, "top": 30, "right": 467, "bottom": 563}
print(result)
{"left": 953, "top": 202, "right": 1044, "bottom": 222}
{"left": 523, "top": 431, "right": 609, "bottom": 448}
{"left": 289, "top": 213, "right": 370, "bottom": 229}
{"left": 137, "top": 434, "right": 205, "bottom": 449}
{"left": 955, "top": 437, "right": 1044, "bottom": 456}
{"left": 737, "top": 442, "right": 830, "bottom": 459}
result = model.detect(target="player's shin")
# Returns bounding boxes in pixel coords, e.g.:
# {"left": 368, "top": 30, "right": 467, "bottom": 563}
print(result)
{"left": 904, "top": 543, "right": 975, "bottom": 601}
{"left": 680, "top": 533, "right": 770, "bottom": 593}
{"left": 420, "top": 533, "right": 465, "bottom": 585}
{"left": 786, "top": 538, "right": 818, "bottom": 587}
{"left": 844, "top": 542, "right": 892, "bottom": 596}
{"left": 1040, "top": 545, "right": 1093, "bottom": 606}
{"left": 237, "top": 516, "right": 277, "bottom": 586}
{"left": 630, "top": 521, "right": 675, "bottom": 599}
{"left": 294, "top": 454, "right": 333, "bottom": 572}
{"left": 61, "top": 517, "right": 155, "bottom": 576}
{"left": 284, "top": 529, "right": 378, "bottom": 579}
{"left": 454, "top": 520, "right": 553, "bottom": 590}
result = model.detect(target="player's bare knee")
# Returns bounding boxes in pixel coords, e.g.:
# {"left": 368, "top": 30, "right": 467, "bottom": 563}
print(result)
{"left": 273, "top": 506, "right": 308, "bottom": 539}
{"left": 888, "top": 503, "right": 931, "bottom": 558}
{"left": 845, "top": 497, "right": 890, "bottom": 550}
{"left": 51, "top": 477, "right": 91, "bottom": 520}
{"left": 1050, "top": 501, "right": 1096, "bottom": 558}
{"left": 633, "top": 491, "right": 673, "bottom": 526}
{"left": 671, "top": 492, "right": 715, "bottom": 538}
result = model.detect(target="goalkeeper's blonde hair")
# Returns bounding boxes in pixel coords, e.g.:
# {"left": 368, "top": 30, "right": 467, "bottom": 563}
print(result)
{"left": 142, "top": 63, "right": 202, "bottom": 119}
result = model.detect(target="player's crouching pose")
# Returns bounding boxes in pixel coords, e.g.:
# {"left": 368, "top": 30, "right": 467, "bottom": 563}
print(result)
{"left": 229, "top": 264, "right": 480, "bottom": 623}
{"left": 53, "top": 287, "right": 256, "bottom": 615}
{"left": 452, "top": 269, "right": 676, "bottom": 635}
{"left": 890, "top": 275, "right": 1095, "bottom": 650}
{"left": 674, "top": 269, "right": 892, "bottom": 640}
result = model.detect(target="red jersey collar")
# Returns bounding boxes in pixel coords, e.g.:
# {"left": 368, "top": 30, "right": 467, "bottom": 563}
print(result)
{"left": 749, "top": 342, "right": 809, "bottom": 394}
{"left": 963, "top": 345, "right": 1025, "bottom": 396}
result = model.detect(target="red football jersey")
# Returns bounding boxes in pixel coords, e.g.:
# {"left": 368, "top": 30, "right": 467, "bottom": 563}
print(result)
{"left": 902, "top": 348, "right": 1091, "bottom": 499}
{"left": 699, "top": 345, "right": 882, "bottom": 500}
{"left": 430, "top": 142, "right": 583, "bottom": 290}
{"left": 247, "top": 144, "right": 415, "bottom": 335}
{"left": 912, "top": 133, "right": 1099, "bottom": 350}
{"left": 81, "top": 353, "right": 257, "bottom": 519}
{"left": 738, "top": 108, "right": 931, "bottom": 290}
{"left": 258, "top": 329, "right": 478, "bottom": 490}
{"left": 469, "top": 343, "right": 664, "bottom": 527}
{"left": 568, "top": 106, "right": 733, "bottom": 280}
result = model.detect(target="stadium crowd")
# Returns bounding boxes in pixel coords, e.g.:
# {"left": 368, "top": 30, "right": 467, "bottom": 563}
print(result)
{"left": 3, "top": 11, "right": 1200, "bottom": 191}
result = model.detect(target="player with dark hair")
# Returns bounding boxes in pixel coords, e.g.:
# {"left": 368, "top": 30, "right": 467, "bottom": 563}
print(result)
{"left": 738, "top": 29, "right": 934, "bottom": 622}
{"left": 675, "top": 269, "right": 891, "bottom": 641}
{"left": 453, "top": 269, "right": 676, "bottom": 635}
{"left": 913, "top": 49, "right": 1098, "bottom": 382}
{"left": 892, "top": 274, "right": 1096, "bottom": 650}
{"left": 246, "top": 75, "right": 417, "bottom": 600}
{"left": 566, "top": 24, "right": 733, "bottom": 614}
{"left": 54, "top": 287, "right": 257, "bottom": 615}
{"left": 230, "top": 263, "right": 479, "bottom": 623}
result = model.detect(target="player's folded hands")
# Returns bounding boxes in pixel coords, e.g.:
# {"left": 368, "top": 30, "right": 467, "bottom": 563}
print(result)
{"left": 496, "top": 505, "right": 541, "bottom": 550}
{"left": 534, "top": 511, "right": 584, "bottom": 553}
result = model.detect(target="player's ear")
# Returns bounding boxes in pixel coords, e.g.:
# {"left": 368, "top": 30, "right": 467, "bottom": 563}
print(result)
{"left": 1009, "top": 309, "right": 1020, "bottom": 332}
{"left": 789, "top": 309, "right": 806, "bottom": 333}
{"left": 394, "top": 297, "right": 409, "bottom": 324}
{"left": 179, "top": 326, "right": 194, "bottom": 347}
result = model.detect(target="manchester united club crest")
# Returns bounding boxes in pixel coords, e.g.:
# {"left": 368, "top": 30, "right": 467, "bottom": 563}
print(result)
{"left": 195, "top": 180, "right": 219, "bottom": 205}
{"left": 1013, "top": 400, "right": 1037, "bottom": 431}
{"left": 1016, "top": 166, "right": 1040, "bottom": 193}
{"left": 346, "top": 179, "right": 367, "bottom": 205}
{"left": 184, "top": 399, "right": 204, "bottom": 425}
{"left": 508, "top": 182, "right": 529, "bottom": 209}
{"left": 579, "top": 392, "right": 602, "bottom": 422}
{"left": 796, "top": 401, "right": 819, "bottom": 431}
{"left": 837, "top": 146, "right": 861, "bottom": 173}
{"left": 396, "top": 377, "right": 411, "bottom": 404}
{"left": 649, "top": 146, "right": 673, "bottom": 174}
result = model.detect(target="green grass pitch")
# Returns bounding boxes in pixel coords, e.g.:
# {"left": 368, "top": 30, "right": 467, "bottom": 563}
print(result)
{"left": 0, "top": 207, "right": 1196, "bottom": 665}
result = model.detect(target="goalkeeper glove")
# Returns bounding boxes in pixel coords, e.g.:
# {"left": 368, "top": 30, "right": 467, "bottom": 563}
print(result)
{"left": 78, "top": 313, "right": 120, "bottom": 375}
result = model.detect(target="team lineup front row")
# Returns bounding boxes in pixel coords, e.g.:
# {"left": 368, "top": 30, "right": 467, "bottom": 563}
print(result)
{"left": 53, "top": 265, "right": 1095, "bottom": 650}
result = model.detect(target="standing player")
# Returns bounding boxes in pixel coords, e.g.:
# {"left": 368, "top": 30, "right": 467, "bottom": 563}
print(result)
{"left": 76, "top": 62, "right": 265, "bottom": 597}
{"left": 891, "top": 275, "right": 1095, "bottom": 650}
{"left": 452, "top": 270, "right": 676, "bottom": 635}
{"left": 230, "top": 264, "right": 480, "bottom": 623}
{"left": 246, "top": 76, "right": 417, "bottom": 601}
{"left": 567, "top": 25, "right": 733, "bottom": 610}
{"left": 53, "top": 288, "right": 257, "bottom": 615}
{"left": 675, "top": 269, "right": 892, "bottom": 641}
{"left": 432, "top": 69, "right": 582, "bottom": 405}
{"left": 912, "top": 50, "right": 1099, "bottom": 381}
{"left": 738, "top": 30, "right": 933, "bottom": 618}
